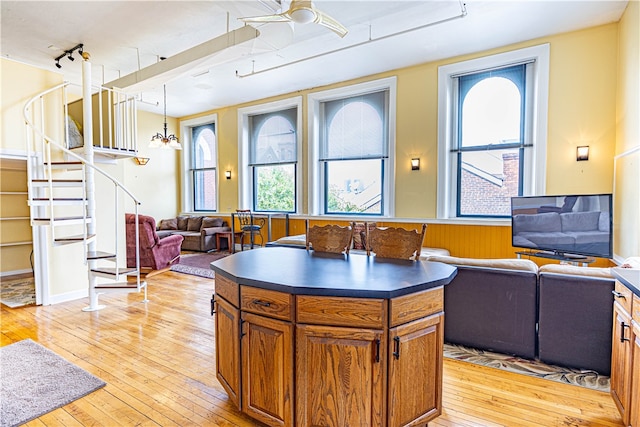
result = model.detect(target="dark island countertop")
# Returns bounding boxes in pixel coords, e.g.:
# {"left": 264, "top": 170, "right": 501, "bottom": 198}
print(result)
{"left": 611, "top": 267, "right": 640, "bottom": 297}
{"left": 211, "top": 246, "right": 457, "bottom": 299}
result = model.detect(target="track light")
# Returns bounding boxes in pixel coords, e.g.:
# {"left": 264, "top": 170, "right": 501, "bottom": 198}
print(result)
{"left": 53, "top": 43, "right": 84, "bottom": 69}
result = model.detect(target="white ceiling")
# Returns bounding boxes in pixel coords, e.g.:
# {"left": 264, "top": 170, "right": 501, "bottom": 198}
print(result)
{"left": 1, "top": 1, "right": 629, "bottom": 118}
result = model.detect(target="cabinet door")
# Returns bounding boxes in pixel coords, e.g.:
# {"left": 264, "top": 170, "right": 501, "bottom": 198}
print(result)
{"left": 388, "top": 313, "right": 443, "bottom": 427}
{"left": 629, "top": 322, "right": 639, "bottom": 427}
{"left": 215, "top": 297, "right": 241, "bottom": 407}
{"left": 242, "top": 312, "right": 294, "bottom": 427}
{"left": 296, "top": 324, "right": 385, "bottom": 427}
{"left": 611, "top": 302, "right": 633, "bottom": 425}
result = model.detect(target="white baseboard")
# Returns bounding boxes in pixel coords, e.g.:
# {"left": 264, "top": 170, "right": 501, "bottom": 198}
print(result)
{"left": 46, "top": 289, "right": 89, "bottom": 306}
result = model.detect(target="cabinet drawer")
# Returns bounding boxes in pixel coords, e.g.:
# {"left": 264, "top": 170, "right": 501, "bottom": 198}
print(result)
{"left": 390, "top": 286, "right": 443, "bottom": 327}
{"left": 614, "top": 280, "right": 633, "bottom": 314}
{"left": 633, "top": 294, "right": 640, "bottom": 323}
{"left": 216, "top": 274, "right": 239, "bottom": 307}
{"left": 241, "top": 286, "right": 293, "bottom": 321}
{"left": 296, "top": 295, "right": 386, "bottom": 328}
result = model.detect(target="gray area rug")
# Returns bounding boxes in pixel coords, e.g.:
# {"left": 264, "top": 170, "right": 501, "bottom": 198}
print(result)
{"left": 444, "top": 343, "right": 610, "bottom": 392}
{"left": 0, "top": 339, "right": 106, "bottom": 427}
{"left": 170, "top": 252, "right": 230, "bottom": 279}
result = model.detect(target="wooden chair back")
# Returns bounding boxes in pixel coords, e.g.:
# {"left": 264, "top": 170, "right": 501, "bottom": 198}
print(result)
{"left": 306, "top": 222, "right": 355, "bottom": 254}
{"left": 367, "top": 224, "right": 427, "bottom": 260}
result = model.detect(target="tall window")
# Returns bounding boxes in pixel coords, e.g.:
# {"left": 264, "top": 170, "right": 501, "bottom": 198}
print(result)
{"left": 319, "top": 90, "right": 389, "bottom": 215}
{"left": 191, "top": 123, "right": 217, "bottom": 211}
{"left": 249, "top": 108, "right": 297, "bottom": 212}
{"left": 456, "top": 65, "right": 527, "bottom": 217}
{"left": 437, "top": 45, "right": 550, "bottom": 220}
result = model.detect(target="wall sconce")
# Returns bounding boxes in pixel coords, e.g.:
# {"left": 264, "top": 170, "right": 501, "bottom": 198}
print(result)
{"left": 133, "top": 157, "right": 150, "bottom": 166}
{"left": 411, "top": 158, "right": 420, "bottom": 171}
{"left": 225, "top": 170, "right": 232, "bottom": 180}
{"left": 576, "top": 146, "right": 590, "bottom": 161}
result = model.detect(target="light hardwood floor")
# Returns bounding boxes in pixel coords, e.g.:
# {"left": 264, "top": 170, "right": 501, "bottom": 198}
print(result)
{"left": 0, "top": 271, "right": 624, "bottom": 427}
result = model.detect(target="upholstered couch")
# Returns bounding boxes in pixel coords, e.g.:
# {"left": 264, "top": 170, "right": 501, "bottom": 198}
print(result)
{"left": 426, "top": 255, "right": 615, "bottom": 374}
{"left": 156, "top": 215, "right": 231, "bottom": 252}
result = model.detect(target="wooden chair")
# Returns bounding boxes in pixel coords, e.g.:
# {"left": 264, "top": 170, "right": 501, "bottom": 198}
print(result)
{"left": 366, "top": 224, "right": 427, "bottom": 260}
{"left": 305, "top": 221, "right": 355, "bottom": 254}
{"left": 235, "top": 209, "right": 265, "bottom": 250}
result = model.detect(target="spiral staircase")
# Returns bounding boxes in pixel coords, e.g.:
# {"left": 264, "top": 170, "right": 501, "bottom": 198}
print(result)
{"left": 23, "top": 61, "right": 145, "bottom": 311}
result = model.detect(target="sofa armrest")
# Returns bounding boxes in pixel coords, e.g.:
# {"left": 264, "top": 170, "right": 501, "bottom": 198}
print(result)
{"left": 157, "top": 234, "right": 184, "bottom": 247}
{"left": 202, "top": 226, "right": 231, "bottom": 236}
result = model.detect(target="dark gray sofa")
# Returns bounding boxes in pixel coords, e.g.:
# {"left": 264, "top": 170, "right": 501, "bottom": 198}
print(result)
{"left": 427, "top": 256, "right": 539, "bottom": 359}
{"left": 537, "top": 263, "right": 614, "bottom": 375}
{"left": 426, "top": 255, "right": 615, "bottom": 374}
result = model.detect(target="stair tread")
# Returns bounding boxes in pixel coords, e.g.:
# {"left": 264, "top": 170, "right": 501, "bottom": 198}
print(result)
{"left": 91, "top": 267, "right": 138, "bottom": 275}
{"left": 87, "top": 251, "right": 116, "bottom": 260}
{"left": 33, "top": 198, "right": 86, "bottom": 201}
{"left": 94, "top": 282, "right": 141, "bottom": 289}
{"left": 32, "top": 179, "right": 83, "bottom": 182}
{"left": 44, "top": 162, "right": 83, "bottom": 165}
{"left": 54, "top": 234, "right": 96, "bottom": 242}
{"left": 34, "top": 216, "right": 91, "bottom": 221}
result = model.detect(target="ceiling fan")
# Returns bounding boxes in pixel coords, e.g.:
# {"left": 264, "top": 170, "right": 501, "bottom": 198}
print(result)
{"left": 240, "top": 0, "right": 348, "bottom": 38}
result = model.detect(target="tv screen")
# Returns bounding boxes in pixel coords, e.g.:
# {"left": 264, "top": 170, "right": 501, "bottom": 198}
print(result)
{"left": 511, "top": 194, "right": 613, "bottom": 259}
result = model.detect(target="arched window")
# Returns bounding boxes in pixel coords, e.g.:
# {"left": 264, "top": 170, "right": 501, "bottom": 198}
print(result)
{"left": 320, "top": 90, "right": 389, "bottom": 215}
{"left": 454, "top": 64, "right": 530, "bottom": 217}
{"left": 249, "top": 108, "right": 297, "bottom": 212}
{"left": 191, "top": 124, "right": 217, "bottom": 211}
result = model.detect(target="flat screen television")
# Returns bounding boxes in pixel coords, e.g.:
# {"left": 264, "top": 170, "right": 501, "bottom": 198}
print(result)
{"left": 511, "top": 193, "right": 613, "bottom": 259}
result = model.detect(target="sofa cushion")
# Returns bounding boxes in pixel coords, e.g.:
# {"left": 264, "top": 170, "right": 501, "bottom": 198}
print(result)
{"left": 202, "top": 217, "right": 224, "bottom": 228}
{"left": 177, "top": 216, "right": 189, "bottom": 230}
{"left": 426, "top": 255, "right": 538, "bottom": 273}
{"left": 158, "top": 218, "right": 177, "bottom": 230}
{"left": 187, "top": 216, "right": 203, "bottom": 231}
{"left": 538, "top": 263, "right": 613, "bottom": 278}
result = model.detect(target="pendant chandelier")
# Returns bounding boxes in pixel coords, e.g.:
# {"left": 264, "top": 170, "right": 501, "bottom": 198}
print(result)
{"left": 150, "top": 85, "right": 181, "bottom": 150}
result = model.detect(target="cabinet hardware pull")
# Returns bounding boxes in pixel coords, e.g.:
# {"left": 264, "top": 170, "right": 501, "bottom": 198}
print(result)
{"left": 240, "top": 319, "right": 246, "bottom": 338}
{"left": 612, "top": 290, "right": 626, "bottom": 299}
{"left": 253, "top": 299, "right": 271, "bottom": 307}
{"left": 375, "top": 338, "right": 381, "bottom": 363}
{"left": 393, "top": 336, "right": 400, "bottom": 359}
{"left": 621, "top": 322, "right": 630, "bottom": 343}
{"left": 210, "top": 294, "right": 216, "bottom": 315}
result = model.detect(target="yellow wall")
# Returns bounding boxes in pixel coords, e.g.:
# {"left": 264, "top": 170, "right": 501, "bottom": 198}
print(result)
{"left": 179, "top": 23, "right": 625, "bottom": 264}
{"left": 1, "top": 59, "right": 63, "bottom": 152}
{"left": 613, "top": 1, "right": 640, "bottom": 260}
{"left": 182, "top": 24, "right": 620, "bottom": 219}
{"left": 124, "top": 109, "right": 181, "bottom": 219}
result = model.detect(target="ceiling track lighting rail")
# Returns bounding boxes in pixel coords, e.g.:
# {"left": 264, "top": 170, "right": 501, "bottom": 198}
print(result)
{"left": 236, "top": 0, "right": 467, "bottom": 78}
{"left": 54, "top": 43, "right": 85, "bottom": 69}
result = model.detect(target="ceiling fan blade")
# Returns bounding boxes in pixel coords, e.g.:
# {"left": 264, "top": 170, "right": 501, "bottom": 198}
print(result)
{"left": 239, "top": 12, "right": 291, "bottom": 23}
{"left": 314, "top": 10, "right": 348, "bottom": 38}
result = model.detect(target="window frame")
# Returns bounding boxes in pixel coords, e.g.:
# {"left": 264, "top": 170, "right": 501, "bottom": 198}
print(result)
{"left": 238, "top": 96, "right": 303, "bottom": 213}
{"left": 308, "top": 77, "right": 397, "bottom": 217}
{"left": 437, "top": 44, "right": 550, "bottom": 221}
{"left": 179, "top": 113, "right": 218, "bottom": 213}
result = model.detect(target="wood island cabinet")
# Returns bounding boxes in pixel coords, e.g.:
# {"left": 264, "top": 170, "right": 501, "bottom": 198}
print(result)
{"left": 211, "top": 248, "right": 456, "bottom": 427}
{"left": 610, "top": 279, "right": 639, "bottom": 427}
{"left": 214, "top": 280, "right": 446, "bottom": 427}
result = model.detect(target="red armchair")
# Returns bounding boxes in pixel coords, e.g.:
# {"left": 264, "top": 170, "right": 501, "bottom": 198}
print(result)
{"left": 126, "top": 213, "right": 184, "bottom": 270}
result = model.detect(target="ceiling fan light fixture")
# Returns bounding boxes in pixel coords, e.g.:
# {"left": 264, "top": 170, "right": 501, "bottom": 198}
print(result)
{"left": 290, "top": 8, "right": 315, "bottom": 24}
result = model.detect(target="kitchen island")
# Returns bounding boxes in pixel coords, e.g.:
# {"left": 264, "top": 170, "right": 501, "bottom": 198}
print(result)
{"left": 211, "top": 247, "right": 457, "bottom": 427}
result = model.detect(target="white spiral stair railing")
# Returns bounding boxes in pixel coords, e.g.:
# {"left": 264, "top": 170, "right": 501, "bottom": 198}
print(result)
{"left": 23, "top": 72, "right": 145, "bottom": 311}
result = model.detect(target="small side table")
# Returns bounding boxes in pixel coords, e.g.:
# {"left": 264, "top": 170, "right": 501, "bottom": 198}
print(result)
{"left": 216, "top": 231, "right": 243, "bottom": 254}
